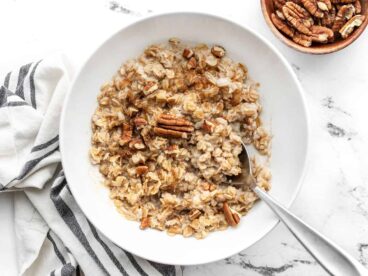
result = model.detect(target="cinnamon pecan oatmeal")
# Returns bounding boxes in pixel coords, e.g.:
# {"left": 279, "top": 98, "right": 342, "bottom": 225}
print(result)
{"left": 90, "top": 39, "right": 271, "bottom": 239}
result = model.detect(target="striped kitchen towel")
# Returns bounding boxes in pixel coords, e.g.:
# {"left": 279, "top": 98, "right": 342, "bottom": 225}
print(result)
{"left": 0, "top": 56, "right": 181, "bottom": 276}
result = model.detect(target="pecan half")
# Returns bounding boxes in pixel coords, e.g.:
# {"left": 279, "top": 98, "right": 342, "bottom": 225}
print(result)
{"left": 283, "top": 2, "right": 314, "bottom": 35}
{"left": 271, "top": 13, "right": 296, "bottom": 38}
{"left": 311, "top": 25, "right": 334, "bottom": 42}
{"left": 331, "top": 0, "right": 356, "bottom": 3}
{"left": 339, "top": 15, "right": 365, "bottom": 38}
{"left": 274, "top": 0, "right": 286, "bottom": 9}
{"left": 157, "top": 114, "right": 193, "bottom": 127}
{"left": 354, "top": 0, "right": 362, "bottom": 14}
{"left": 153, "top": 127, "right": 189, "bottom": 139}
{"left": 332, "top": 4, "right": 355, "bottom": 32}
{"left": 292, "top": 32, "right": 313, "bottom": 46}
{"left": 317, "top": 0, "right": 332, "bottom": 11}
{"left": 301, "top": 0, "right": 324, "bottom": 18}
{"left": 121, "top": 123, "right": 133, "bottom": 145}
{"left": 223, "top": 202, "right": 241, "bottom": 227}
{"left": 136, "top": 165, "right": 148, "bottom": 175}
{"left": 154, "top": 114, "right": 193, "bottom": 138}
{"left": 320, "top": 6, "right": 336, "bottom": 27}
{"left": 276, "top": 9, "right": 286, "bottom": 20}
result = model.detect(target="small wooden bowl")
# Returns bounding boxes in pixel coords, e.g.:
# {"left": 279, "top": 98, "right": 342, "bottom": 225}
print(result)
{"left": 261, "top": 0, "right": 368, "bottom": 54}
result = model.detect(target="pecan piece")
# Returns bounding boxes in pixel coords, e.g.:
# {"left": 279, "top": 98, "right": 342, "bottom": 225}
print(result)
{"left": 282, "top": 2, "right": 314, "bottom": 35}
{"left": 143, "top": 81, "right": 159, "bottom": 96}
{"left": 157, "top": 114, "right": 193, "bottom": 127}
{"left": 292, "top": 32, "right": 313, "bottom": 46}
{"left": 140, "top": 217, "right": 150, "bottom": 229}
{"left": 339, "top": 15, "right": 365, "bottom": 38}
{"left": 271, "top": 13, "right": 296, "bottom": 38}
{"left": 211, "top": 45, "right": 226, "bottom": 58}
{"left": 332, "top": 4, "right": 356, "bottom": 32}
{"left": 301, "top": 0, "right": 324, "bottom": 18}
{"left": 129, "top": 138, "right": 146, "bottom": 150}
{"left": 182, "top": 48, "right": 194, "bottom": 59}
{"left": 121, "top": 123, "right": 133, "bottom": 145}
{"left": 136, "top": 165, "right": 148, "bottom": 176}
{"left": 311, "top": 25, "right": 334, "bottom": 42}
{"left": 202, "top": 119, "right": 216, "bottom": 133}
{"left": 223, "top": 202, "right": 241, "bottom": 227}
{"left": 153, "top": 127, "right": 189, "bottom": 139}
{"left": 187, "top": 57, "right": 197, "bottom": 70}
{"left": 133, "top": 117, "right": 147, "bottom": 127}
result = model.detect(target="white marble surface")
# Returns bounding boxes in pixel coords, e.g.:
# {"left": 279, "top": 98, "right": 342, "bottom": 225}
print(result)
{"left": 1, "top": 0, "right": 368, "bottom": 275}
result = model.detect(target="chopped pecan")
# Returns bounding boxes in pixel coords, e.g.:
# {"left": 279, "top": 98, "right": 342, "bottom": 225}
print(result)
{"left": 202, "top": 119, "right": 216, "bottom": 133}
{"left": 283, "top": 2, "right": 314, "bottom": 35}
{"left": 136, "top": 165, "right": 149, "bottom": 175}
{"left": 182, "top": 48, "right": 194, "bottom": 59}
{"left": 187, "top": 57, "right": 197, "bottom": 70}
{"left": 154, "top": 127, "right": 189, "bottom": 139}
{"left": 165, "top": 144, "right": 179, "bottom": 152}
{"left": 211, "top": 46, "right": 226, "bottom": 58}
{"left": 133, "top": 117, "right": 147, "bottom": 127}
{"left": 157, "top": 114, "right": 193, "bottom": 127}
{"left": 292, "top": 32, "right": 313, "bottom": 46}
{"left": 140, "top": 217, "right": 150, "bottom": 229}
{"left": 129, "top": 138, "right": 146, "bottom": 150}
{"left": 143, "top": 81, "right": 159, "bottom": 96}
{"left": 271, "top": 13, "right": 296, "bottom": 38}
{"left": 311, "top": 25, "right": 334, "bottom": 42}
{"left": 339, "top": 15, "right": 365, "bottom": 38}
{"left": 332, "top": 4, "right": 356, "bottom": 32}
{"left": 301, "top": 0, "right": 324, "bottom": 18}
{"left": 223, "top": 202, "right": 241, "bottom": 227}
{"left": 121, "top": 123, "right": 133, "bottom": 145}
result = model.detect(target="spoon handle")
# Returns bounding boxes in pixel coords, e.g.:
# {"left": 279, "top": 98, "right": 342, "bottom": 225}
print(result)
{"left": 253, "top": 186, "right": 368, "bottom": 276}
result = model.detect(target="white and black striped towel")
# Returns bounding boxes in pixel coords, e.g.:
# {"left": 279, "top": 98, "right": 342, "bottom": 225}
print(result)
{"left": 0, "top": 56, "right": 181, "bottom": 276}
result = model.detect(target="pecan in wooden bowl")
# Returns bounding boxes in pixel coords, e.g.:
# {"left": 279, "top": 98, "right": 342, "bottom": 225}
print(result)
{"left": 261, "top": 0, "right": 368, "bottom": 54}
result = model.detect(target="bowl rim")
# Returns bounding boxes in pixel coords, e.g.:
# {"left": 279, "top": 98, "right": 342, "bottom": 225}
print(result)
{"left": 59, "top": 11, "right": 311, "bottom": 265}
{"left": 260, "top": 0, "right": 368, "bottom": 54}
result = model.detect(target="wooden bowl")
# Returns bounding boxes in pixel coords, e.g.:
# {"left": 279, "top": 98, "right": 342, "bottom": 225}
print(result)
{"left": 261, "top": 0, "right": 368, "bottom": 54}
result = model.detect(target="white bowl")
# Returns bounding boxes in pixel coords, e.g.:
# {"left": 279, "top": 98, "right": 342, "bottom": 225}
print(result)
{"left": 60, "top": 12, "right": 309, "bottom": 265}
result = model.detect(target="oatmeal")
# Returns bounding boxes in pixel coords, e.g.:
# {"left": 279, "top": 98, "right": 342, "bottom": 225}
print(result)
{"left": 90, "top": 39, "right": 271, "bottom": 239}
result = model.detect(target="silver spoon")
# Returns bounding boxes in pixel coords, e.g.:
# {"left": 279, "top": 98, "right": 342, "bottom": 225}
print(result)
{"left": 229, "top": 143, "right": 368, "bottom": 276}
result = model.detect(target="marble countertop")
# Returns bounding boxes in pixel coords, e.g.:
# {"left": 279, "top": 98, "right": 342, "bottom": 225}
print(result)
{"left": 1, "top": 0, "right": 368, "bottom": 275}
